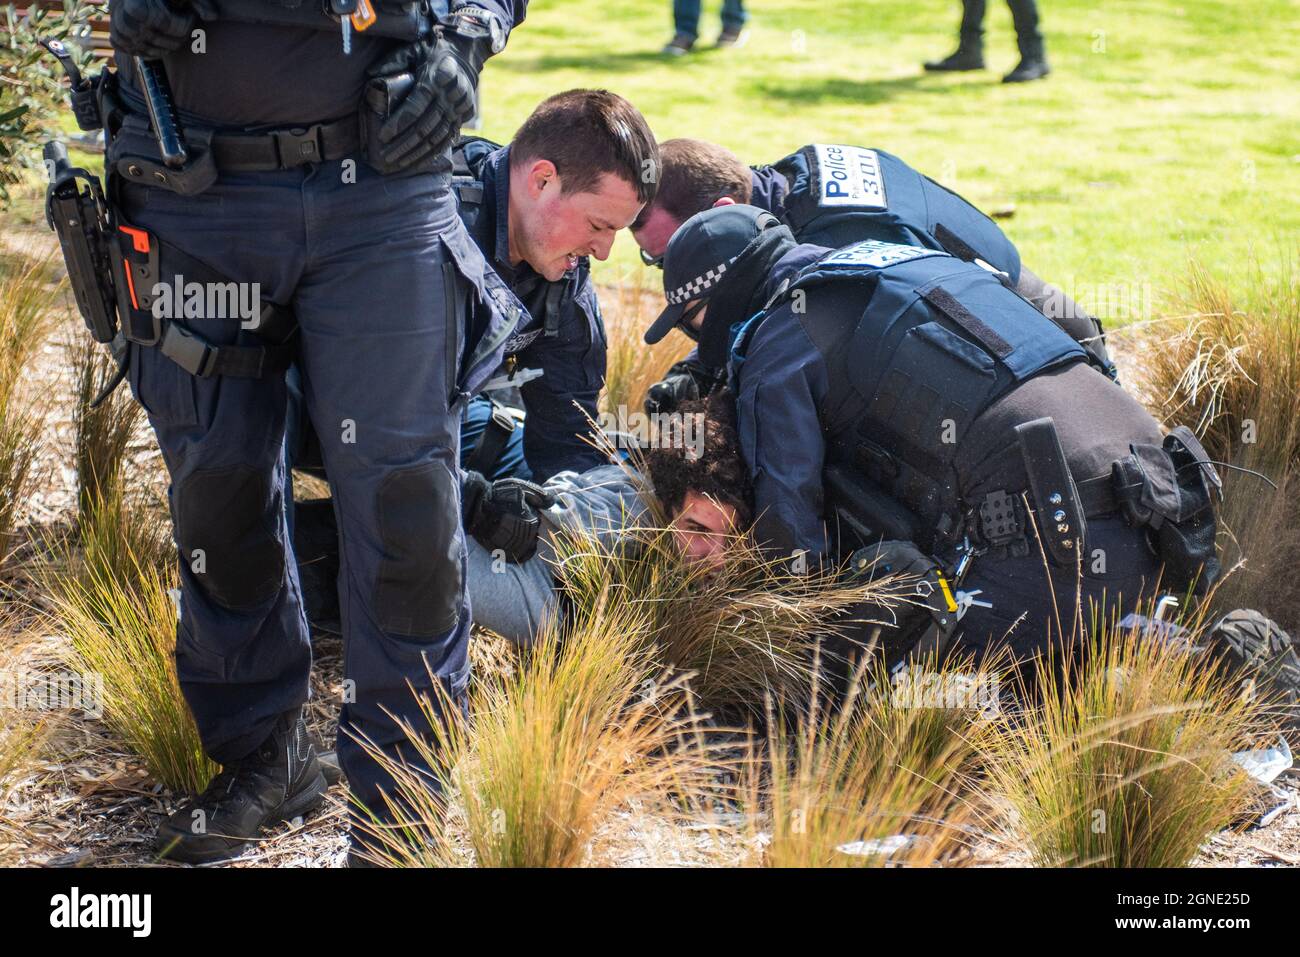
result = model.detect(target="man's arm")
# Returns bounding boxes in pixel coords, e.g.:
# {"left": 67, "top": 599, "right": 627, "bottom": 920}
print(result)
{"left": 517, "top": 272, "right": 607, "bottom": 481}
{"left": 735, "top": 306, "right": 832, "bottom": 565}
{"left": 539, "top": 464, "right": 648, "bottom": 551}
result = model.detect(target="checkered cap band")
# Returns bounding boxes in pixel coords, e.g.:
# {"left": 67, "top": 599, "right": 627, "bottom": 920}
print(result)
{"left": 666, "top": 257, "right": 737, "bottom": 305}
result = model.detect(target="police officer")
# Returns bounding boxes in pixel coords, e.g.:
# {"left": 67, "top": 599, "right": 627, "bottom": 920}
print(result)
{"left": 105, "top": 0, "right": 526, "bottom": 863}
{"left": 634, "top": 138, "right": 1113, "bottom": 415}
{"left": 290, "top": 92, "right": 656, "bottom": 485}
{"left": 450, "top": 91, "right": 659, "bottom": 482}
{"left": 646, "top": 206, "right": 1223, "bottom": 662}
{"left": 924, "top": 0, "right": 1050, "bottom": 84}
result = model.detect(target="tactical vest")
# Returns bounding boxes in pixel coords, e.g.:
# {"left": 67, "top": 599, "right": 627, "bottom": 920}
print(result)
{"left": 210, "top": 0, "right": 441, "bottom": 40}
{"left": 452, "top": 136, "right": 565, "bottom": 344}
{"left": 771, "top": 144, "right": 1023, "bottom": 284}
{"left": 756, "top": 240, "right": 1086, "bottom": 552}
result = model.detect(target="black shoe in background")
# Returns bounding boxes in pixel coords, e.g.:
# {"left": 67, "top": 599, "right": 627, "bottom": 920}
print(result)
{"left": 923, "top": 45, "right": 985, "bottom": 72}
{"left": 1002, "top": 55, "right": 1050, "bottom": 83}
{"left": 156, "top": 710, "right": 328, "bottom": 864}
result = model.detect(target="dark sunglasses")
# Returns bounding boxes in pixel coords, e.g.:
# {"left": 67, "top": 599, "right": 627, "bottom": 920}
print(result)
{"left": 640, "top": 247, "right": 665, "bottom": 269}
{"left": 678, "top": 299, "right": 707, "bottom": 341}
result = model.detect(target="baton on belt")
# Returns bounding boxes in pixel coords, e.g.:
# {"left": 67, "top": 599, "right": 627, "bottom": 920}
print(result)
{"left": 133, "top": 57, "right": 188, "bottom": 168}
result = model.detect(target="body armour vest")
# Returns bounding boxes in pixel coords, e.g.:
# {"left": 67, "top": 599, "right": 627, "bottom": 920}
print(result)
{"left": 770, "top": 144, "right": 1023, "bottom": 285}
{"left": 753, "top": 240, "right": 1086, "bottom": 550}
{"left": 210, "top": 0, "right": 440, "bottom": 40}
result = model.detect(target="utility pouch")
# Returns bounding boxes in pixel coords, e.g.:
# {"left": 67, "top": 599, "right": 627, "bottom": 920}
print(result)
{"left": 1111, "top": 426, "right": 1221, "bottom": 595}
{"left": 44, "top": 143, "right": 118, "bottom": 345}
{"left": 360, "top": 72, "right": 416, "bottom": 175}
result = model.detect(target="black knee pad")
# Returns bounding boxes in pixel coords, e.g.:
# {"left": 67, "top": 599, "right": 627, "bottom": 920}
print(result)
{"left": 374, "top": 461, "right": 462, "bottom": 638}
{"left": 176, "top": 464, "right": 285, "bottom": 611}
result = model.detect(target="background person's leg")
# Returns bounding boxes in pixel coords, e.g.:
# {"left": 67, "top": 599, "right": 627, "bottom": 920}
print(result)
{"left": 1003, "top": 0, "right": 1050, "bottom": 82}
{"left": 673, "top": 0, "right": 702, "bottom": 39}
{"left": 665, "top": 0, "right": 701, "bottom": 53}
{"left": 719, "top": 0, "right": 748, "bottom": 37}
{"left": 925, "top": 0, "right": 987, "bottom": 70}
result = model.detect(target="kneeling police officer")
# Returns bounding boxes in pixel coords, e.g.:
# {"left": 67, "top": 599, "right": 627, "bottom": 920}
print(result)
{"left": 634, "top": 138, "right": 1115, "bottom": 415}
{"left": 647, "top": 206, "right": 1221, "bottom": 662}
{"left": 89, "top": 0, "right": 527, "bottom": 864}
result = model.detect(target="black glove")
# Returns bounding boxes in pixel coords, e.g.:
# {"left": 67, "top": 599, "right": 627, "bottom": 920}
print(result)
{"left": 461, "top": 470, "right": 557, "bottom": 564}
{"left": 366, "top": 29, "right": 489, "bottom": 172}
{"left": 644, "top": 359, "right": 719, "bottom": 416}
{"left": 846, "top": 540, "right": 956, "bottom": 662}
{"left": 644, "top": 372, "right": 700, "bottom": 417}
{"left": 110, "top": 0, "right": 210, "bottom": 59}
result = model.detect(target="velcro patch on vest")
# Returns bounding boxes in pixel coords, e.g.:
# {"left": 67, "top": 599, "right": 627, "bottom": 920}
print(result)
{"left": 812, "top": 144, "right": 888, "bottom": 209}
{"left": 819, "top": 240, "right": 949, "bottom": 271}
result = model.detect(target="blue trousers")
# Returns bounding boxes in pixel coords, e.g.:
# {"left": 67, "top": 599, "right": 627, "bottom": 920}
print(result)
{"left": 673, "top": 0, "right": 747, "bottom": 38}
{"left": 110, "top": 122, "right": 485, "bottom": 825}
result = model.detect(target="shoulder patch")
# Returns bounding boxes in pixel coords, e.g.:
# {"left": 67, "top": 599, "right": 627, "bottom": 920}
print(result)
{"left": 812, "top": 144, "right": 888, "bottom": 209}
{"left": 818, "top": 240, "right": 950, "bottom": 270}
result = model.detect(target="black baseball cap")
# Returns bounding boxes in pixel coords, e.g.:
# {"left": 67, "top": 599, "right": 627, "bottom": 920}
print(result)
{"left": 644, "top": 204, "right": 782, "bottom": 345}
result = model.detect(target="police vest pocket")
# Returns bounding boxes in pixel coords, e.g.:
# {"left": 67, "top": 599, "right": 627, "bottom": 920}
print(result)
{"left": 126, "top": 340, "right": 199, "bottom": 429}
{"left": 866, "top": 320, "right": 996, "bottom": 446}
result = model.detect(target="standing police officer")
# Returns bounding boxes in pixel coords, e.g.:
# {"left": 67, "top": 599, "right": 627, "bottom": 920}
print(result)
{"left": 633, "top": 138, "right": 1114, "bottom": 414}
{"left": 647, "top": 206, "right": 1222, "bottom": 662}
{"left": 105, "top": 0, "right": 526, "bottom": 863}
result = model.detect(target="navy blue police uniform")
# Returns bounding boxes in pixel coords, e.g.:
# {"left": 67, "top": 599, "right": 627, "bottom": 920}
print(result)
{"left": 100, "top": 0, "right": 528, "bottom": 844}
{"left": 722, "top": 236, "right": 1213, "bottom": 658}
{"left": 453, "top": 136, "right": 608, "bottom": 481}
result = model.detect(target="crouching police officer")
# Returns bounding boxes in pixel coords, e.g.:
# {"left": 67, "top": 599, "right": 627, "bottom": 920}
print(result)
{"left": 635, "top": 138, "right": 1114, "bottom": 416}
{"left": 450, "top": 91, "right": 659, "bottom": 482}
{"left": 647, "top": 206, "right": 1222, "bottom": 663}
{"left": 100, "top": 0, "right": 526, "bottom": 864}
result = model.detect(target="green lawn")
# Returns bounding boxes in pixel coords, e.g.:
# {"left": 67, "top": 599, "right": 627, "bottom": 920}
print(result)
{"left": 477, "top": 0, "right": 1299, "bottom": 318}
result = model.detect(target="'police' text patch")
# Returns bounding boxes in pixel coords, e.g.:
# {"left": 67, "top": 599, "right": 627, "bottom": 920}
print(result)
{"left": 813, "top": 144, "right": 888, "bottom": 209}
{"left": 819, "top": 240, "right": 949, "bottom": 270}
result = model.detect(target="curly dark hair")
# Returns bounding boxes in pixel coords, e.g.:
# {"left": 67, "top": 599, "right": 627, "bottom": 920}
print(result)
{"left": 644, "top": 388, "right": 753, "bottom": 527}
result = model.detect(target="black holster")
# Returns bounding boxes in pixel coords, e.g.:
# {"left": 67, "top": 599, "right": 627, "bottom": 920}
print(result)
{"left": 44, "top": 144, "right": 118, "bottom": 346}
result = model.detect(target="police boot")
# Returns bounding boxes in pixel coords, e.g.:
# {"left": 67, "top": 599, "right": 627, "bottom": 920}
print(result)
{"left": 156, "top": 709, "right": 328, "bottom": 864}
{"left": 1201, "top": 610, "right": 1300, "bottom": 731}
{"left": 1002, "top": 39, "right": 1050, "bottom": 83}
{"left": 923, "top": 37, "right": 985, "bottom": 72}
